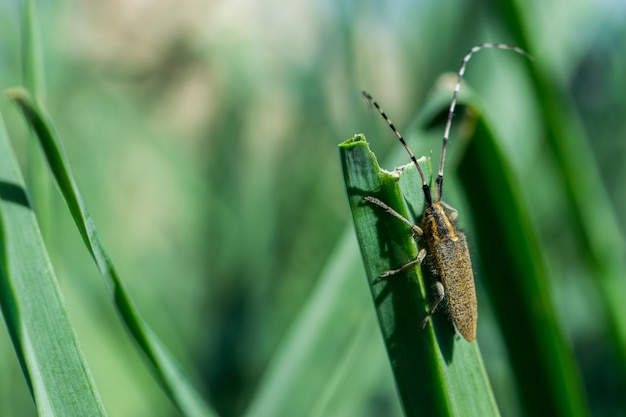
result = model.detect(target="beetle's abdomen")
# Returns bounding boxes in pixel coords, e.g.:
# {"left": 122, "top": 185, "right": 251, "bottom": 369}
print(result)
{"left": 432, "top": 234, "right": 477, "bottom": 341}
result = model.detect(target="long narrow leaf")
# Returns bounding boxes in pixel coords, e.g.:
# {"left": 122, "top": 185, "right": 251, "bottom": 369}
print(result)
{"left": 340, "top": 134, "right": 499, "bottom": 417}
{"left": 491, "top": 0, "right": 626, "bottom": 372}
{"left": 0, "top": 112, "right": 107, "bottom": 416}
{"left": 7, "top": 87, "right": 217, "bottom": 417}
{"left": 457, "top": 113, "right": 589, "bottom": 417}
{"left": 20, "top": 0, "right": 53, "bottom": 236}
{"left": 20, "top": 0, "right": 45, "bottom": 98}
{"left": 243, "top": 231, "right": 401, "bottom": 417}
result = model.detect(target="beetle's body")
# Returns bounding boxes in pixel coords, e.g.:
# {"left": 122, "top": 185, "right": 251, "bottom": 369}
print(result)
{"left": 421, "top": 202, "right": 476, "bottom": 341}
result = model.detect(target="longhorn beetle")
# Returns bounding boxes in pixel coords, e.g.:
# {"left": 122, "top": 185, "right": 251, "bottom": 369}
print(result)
{"left": 362, "top": 43, "right": 530, "bottom": 342}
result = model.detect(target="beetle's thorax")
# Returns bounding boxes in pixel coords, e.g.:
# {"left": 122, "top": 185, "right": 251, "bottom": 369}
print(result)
{"left": 421, "top": 202, "right": 458, "bottom": 241}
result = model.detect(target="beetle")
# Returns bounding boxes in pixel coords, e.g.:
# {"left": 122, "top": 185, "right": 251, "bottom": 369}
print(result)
{"left": 362, "top": 43, "right": 530, "bottom": 341}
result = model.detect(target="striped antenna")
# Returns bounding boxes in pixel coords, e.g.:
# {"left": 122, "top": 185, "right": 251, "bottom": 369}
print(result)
{"left": 437, "top": 43, "right": 531, "bottom": 200}
{"left": 362, "top": 43, "right": 530, "bottom": 205}
{"left": 361, "top": 90, "right": 433, "bottom": 206}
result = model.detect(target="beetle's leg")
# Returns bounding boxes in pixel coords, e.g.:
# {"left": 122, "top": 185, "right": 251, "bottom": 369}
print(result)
{"left": 376, "top": 248, "right": 426, "bottom": 281}
{"left": 420, "top": 281, "right": 445, "bottom": 330}
{"left": 363, "top": 196, "right": 423, "bottom": 237}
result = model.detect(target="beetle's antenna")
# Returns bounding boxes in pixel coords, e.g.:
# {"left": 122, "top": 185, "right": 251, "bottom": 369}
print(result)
{"left": 437, "top": 43, "right": 531, "bottom": 201}
{"left": 361, "top": 90, "right": 433, "bottom": 206}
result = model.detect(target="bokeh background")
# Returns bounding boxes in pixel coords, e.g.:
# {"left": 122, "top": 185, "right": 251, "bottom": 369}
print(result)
{"left": 0, "top": 0, "right": 625, "bottom": 416}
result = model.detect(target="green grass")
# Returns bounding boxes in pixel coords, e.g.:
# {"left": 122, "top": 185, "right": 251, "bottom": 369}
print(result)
{"left": 0, "top": 110, "right": 106, "bottom": 417}
{"left": 7, "top": 88, "right": 216, "bottom": 417}
{"left": 340, "top": 134, "right": 499, "bottom": 416}
{"left": 0, "top": 0, "right": 625, "bottom": 416}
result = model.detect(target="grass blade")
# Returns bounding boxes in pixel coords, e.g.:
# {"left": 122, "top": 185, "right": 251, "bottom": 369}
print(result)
{"left": 340, "top": 134, "right": 499, "bottom": 417}
{"left": 20, "top": 0, "right": 53, "bottom": 236}
{"left": 243, "top": 231, "right": 402, "bottom": 417}
{"left": 0, "top": 112, "right": 107, "bottom": 416}
{"left": 457, "top": 113, "right": 589, "bottom": 417}
{"left": 7, "top": 87, "right": 217, "bottom": 417}
{"left": 20, "top": 0, "right": 45, "bottom": 98}
{"left": 491, "top": 0, "right": 626, "bottom": 374}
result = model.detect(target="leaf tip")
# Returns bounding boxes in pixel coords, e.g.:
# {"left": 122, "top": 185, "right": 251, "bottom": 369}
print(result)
{"left": 339, "top": 133, "right": 367, "bottom": 148}
{"left": 4, "top": 87, "right": 30, "bottom": 103}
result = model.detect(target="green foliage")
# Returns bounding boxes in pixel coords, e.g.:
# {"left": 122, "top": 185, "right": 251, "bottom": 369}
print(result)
{"left": 8, "top": 88, "right": 216, "bottom": 417}
{"left": 0, "top": 0, "right": 625, "bottom": 416}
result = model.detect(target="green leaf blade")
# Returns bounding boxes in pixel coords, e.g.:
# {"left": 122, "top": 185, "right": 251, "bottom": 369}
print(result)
{"left": 458, "top": 115, "right": 590, "bottom": 417}
{"left": 0, "top": 113, "right": 107, "bottom": 416}
{"left": 8, "top": 88, "right": 217, "bottom": 417}
{"left": 243, "top": 230, "right": 402, "bottom": 417}
{"left": 340, "top": 133, "right": 500, "bottom": 417}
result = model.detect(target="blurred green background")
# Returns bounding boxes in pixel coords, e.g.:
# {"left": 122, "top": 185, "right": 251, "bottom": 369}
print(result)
{"left": 0, "top": 0, "right": 625, "bottom": 416}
